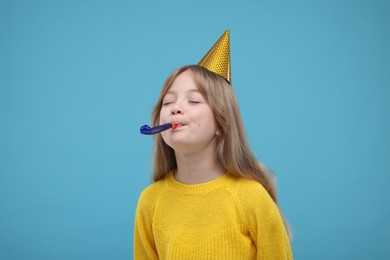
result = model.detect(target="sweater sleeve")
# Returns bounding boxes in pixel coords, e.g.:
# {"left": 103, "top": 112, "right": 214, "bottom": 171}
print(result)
{"left": 134, "top": 189, "right": 158, "bottom": 260}
{"left": 238, "top": 181, "right": 293, "bottom": 260}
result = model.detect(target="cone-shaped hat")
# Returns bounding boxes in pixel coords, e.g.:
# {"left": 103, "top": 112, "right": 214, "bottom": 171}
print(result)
{"left": 198, "top": 29, "right": 231, "bottom": 84}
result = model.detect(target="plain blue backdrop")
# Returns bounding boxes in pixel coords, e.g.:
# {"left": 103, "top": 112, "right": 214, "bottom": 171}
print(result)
{"left": 1, "top": 0, "right": 389, "bottom": 259}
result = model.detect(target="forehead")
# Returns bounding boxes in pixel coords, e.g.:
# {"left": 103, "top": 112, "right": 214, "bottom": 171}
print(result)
{"left": 166, "top": 70, "right": 199, "bottom": 93}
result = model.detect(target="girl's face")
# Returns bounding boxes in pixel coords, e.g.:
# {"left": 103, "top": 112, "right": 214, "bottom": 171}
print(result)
{"left": 159, "top": 70, "right": 217, "bottom": 153}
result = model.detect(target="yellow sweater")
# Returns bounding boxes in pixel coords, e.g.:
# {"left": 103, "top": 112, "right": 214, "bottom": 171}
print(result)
{"left": 134, "top": 172, "right": 292, "bottom": 259}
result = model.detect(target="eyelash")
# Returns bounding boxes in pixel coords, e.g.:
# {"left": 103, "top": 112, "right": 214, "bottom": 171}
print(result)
{"left": 162, "top": 101, "right": 201, "bottom": 106}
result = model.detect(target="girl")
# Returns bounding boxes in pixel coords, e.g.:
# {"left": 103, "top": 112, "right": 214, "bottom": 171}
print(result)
{"left": 134, "top": 30, "right": 292, "bottom": 259}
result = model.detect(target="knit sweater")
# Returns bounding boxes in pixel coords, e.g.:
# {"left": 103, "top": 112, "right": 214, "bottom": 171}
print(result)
{"left": 134, "top": 172, "right": 292, "bottom": 259}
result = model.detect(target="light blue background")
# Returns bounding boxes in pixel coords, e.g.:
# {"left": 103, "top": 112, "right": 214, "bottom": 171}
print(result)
{"left": 1, "top": 0, "right": 389, "bottom": 259}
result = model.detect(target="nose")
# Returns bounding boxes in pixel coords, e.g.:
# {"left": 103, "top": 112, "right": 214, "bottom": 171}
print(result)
{"left": 171, "top": 103, "right": 183, "bottom": 115}
{"left": 171, "top": 108, "right": 182, "bottom": 115}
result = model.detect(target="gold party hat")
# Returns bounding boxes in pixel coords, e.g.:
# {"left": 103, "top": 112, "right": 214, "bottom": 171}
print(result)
{"left": 198, "top": 29, "right": 231, "bottom": 84}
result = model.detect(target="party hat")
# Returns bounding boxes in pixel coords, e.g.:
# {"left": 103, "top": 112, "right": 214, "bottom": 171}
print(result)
{"left": 198, "top": 29, "right": 231, "bottom": 84}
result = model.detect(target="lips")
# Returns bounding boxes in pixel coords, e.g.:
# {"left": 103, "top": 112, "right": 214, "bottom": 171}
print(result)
{"left": 172, "top": 121, "right": 186, "bottom": 129}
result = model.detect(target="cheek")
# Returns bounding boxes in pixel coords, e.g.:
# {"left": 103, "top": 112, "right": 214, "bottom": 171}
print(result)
{"left": 192, "top": 117, "right": 204, "bottom": 128}
{"left": 159, "top": 109, "right": 168, "bottom": 124}
{"left": 194, "top": 112, "right": 217, "bottom": 132}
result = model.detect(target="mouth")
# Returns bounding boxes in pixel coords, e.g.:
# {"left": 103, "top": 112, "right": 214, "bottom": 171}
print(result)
{"left": 172, "top": 121, "right": 185, "bottom": 129}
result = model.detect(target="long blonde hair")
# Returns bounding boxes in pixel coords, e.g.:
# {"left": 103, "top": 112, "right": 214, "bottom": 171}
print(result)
{"left": 151, "top": 65, "right": 290, "bottom": 236}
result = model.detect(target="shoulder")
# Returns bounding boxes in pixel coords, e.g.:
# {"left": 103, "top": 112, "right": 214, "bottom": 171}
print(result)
{"left": 136, "top": 178, "right": 167, "bottom": 213}
{"left": 228, "top": 175, "right": 272, "bottom": 203}
{"left": 227, "top": 175, "right": 279, "bottom": 216}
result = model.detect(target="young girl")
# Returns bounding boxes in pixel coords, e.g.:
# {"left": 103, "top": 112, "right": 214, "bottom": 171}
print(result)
{"left": 134, "top": 30, "right": 292, "bottom": 259}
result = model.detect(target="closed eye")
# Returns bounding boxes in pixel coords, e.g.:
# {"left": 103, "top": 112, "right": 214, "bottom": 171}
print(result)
{"left": 188, "top": 101, "right": 201, "bottom": 104}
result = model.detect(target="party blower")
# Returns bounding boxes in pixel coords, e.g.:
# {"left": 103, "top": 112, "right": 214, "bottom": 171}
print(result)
{"left": 140, "top": 121, "right": 181, "bottom": 135}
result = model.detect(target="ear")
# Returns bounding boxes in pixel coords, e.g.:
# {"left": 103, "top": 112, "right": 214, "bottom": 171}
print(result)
{"left": 216, "top": 129, "right": 220, "bottom": 136}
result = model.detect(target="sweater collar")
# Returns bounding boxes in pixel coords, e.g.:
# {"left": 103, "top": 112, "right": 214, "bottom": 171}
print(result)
{"left": 165, "top": 171, "right": 231, "bottom": 194}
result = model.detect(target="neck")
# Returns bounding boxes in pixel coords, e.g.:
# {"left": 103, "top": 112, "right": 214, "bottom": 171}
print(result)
{"left": 174, "top": 139, "right": 224, "bottom": 184}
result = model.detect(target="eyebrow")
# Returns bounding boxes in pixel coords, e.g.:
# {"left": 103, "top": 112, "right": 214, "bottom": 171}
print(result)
{"left": 164, "top": 89, "right": 201, "bottom": 95}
